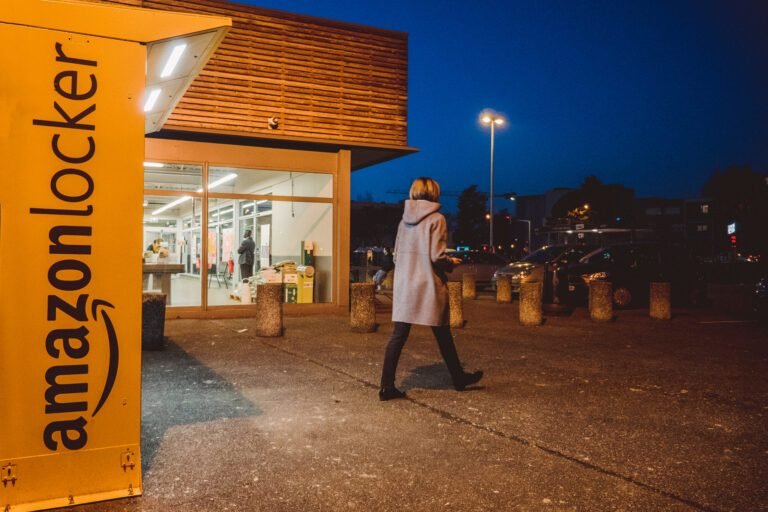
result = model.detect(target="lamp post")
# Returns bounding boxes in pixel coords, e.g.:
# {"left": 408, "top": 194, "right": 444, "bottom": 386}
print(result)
{"left": 517, "top": 219, "right": 531, "bottom": 254}
{"left": 481, "top": 111, "right": 505, "bottom": 252}
{"left": 507, "top": 194, "right": 531, "bottom": 255}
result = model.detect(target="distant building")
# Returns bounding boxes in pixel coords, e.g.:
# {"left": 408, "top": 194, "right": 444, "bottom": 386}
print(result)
{"left": 350, "top": 201, "right": 403, "bottom": 250}
{"left": 683, "top": 198, "right": 715, "bottom": 257}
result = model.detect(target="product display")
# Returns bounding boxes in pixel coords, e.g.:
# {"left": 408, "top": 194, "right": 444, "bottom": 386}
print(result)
{"left": 229, "top": 251, "right": 317, "bottom": 304}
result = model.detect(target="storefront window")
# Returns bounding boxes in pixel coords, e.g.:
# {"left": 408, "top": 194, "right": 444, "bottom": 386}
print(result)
{"left": 143, "top": 195, "right": 202, "bottom": 307}
{"left": 144, "top": 161, "right": 202, "bottom": 192}
{"left": 208, "top": 167, "right": 332, "bottom": 198}
{"left": 144, "top": 162, "right": 333, "bottom": 309}
{"left": 207, "top": 166, "right": 333, "bottom": 306}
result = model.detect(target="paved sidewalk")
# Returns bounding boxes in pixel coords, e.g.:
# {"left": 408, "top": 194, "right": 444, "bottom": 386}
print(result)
{"left": 65, "top": 299, "right": 767, "bottom": 512}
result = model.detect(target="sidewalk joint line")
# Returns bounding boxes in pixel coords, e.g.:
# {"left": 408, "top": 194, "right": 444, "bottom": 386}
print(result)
{"left": 242, "top": 328, "right": 723, "bottom": 512}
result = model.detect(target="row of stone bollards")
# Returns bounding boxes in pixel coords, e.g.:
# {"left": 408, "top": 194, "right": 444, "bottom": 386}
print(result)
{"left": 149, "top": 279, "right": 673, "bottom": 341}
{"left": 141, "top": 283, "right": 286, "bottom": 351}
{"left": 347, "top": 277, "right": 676, "bottom": 331}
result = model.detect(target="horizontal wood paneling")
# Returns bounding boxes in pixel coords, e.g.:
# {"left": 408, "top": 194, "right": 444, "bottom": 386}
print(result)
{"left": 94, "top": 0, "right": 409, "bottom": 147}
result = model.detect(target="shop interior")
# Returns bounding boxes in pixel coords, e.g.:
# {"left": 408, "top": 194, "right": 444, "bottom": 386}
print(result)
{"left": 142, "top": 162, "right": 333, "bottom": 308}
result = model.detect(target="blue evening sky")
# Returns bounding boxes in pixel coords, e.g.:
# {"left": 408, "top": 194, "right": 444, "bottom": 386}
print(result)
{"left": 236, "top": 0, "right": 767, "bottom": 209}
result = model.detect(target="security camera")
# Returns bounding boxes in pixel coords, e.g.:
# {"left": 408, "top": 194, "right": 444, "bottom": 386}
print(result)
{"left": 268, "top": 117, "right": 280, "bottom": 130}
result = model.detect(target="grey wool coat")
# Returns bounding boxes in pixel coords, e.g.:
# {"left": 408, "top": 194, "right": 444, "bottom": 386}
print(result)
{"left": 391, "top": 199, "right": 454, "bottom": 326}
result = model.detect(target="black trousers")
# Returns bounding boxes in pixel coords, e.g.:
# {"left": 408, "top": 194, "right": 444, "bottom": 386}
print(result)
{"left": 380, "top": 322, "right": 464, "bottom": 389}
{"left": 240, "top": 263, "right": 253, "bottom": 279}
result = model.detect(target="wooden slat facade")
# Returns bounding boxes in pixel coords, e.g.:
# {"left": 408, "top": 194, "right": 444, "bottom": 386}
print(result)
{"left": 95, "top": 0, "right": 409, "bottom": 147}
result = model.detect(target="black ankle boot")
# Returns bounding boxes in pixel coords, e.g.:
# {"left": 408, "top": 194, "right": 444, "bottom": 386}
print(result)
{"left": 379, "top": 387, "right": 406, "bottom": 401}
{"left": 455, "top": 370, "right": 483, "bottom": 391}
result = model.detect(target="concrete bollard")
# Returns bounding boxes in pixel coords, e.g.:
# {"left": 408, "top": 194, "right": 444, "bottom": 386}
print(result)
{"left": 448, "top": 281, "right": 465, "bottom": 328}
{"left": 589, "top": 281, "right": 613, "bottom": 322}
{"left": 254, "top": 283, "right": 283, "bottom": 336}
{"left": 496, "top": 275, "right": 512, "bottom": 303}
{"left": 519, "top": 281, "right": 543, "bottom": 326}
{"left": 462, "top": 273, "right": 477, "bottom": 300}
{"left": 141, "top": 292, "right": 166, "bottom": 350}
{"left": 649, "top": 282, "right": 672, "bottom": 320}
{"left": 350, "top": 283, "right": 377, "bottom": 332}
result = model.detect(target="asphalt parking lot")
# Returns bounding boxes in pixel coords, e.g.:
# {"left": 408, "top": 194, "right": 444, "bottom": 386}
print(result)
{"left": 63, "top": 292, "right": 767, "bottom": 512}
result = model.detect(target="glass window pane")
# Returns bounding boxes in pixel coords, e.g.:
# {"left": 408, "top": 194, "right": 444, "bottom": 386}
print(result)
{"left": 271, "top": 201, "right": 333, "bottom": 303}
{"left": 144, "top": 162, "right": 202, "bottom": 192}
{"left": 206, "top": 200, "right": 333, "bottom": 305}
{"left": 206, "top": 198, "right": 238, "bottom": 305}
{"left": 143, "top": 196, "right": 202, "bottom": 307}
{"left": 208, "top": 167, "right": 332, "bottom": 198}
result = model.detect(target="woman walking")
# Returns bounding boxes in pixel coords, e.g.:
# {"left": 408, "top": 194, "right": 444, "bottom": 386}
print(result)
{"left": 379, "top": 177, "right": 483, "bottom": 401}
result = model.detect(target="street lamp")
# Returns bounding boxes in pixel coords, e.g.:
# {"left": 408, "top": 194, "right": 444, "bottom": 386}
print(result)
{"left": 506, "top": 193, "right": 531, "bottom": 253}
{"left": 480, "top": 110, "right": 505, "bottom": 252}
{"left": 517, "top": 218, "right": 531, "bottom": 254}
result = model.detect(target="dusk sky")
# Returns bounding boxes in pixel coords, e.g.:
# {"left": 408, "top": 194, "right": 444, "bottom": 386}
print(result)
{"left": 238, "top": 0, "right": 767, "bottom": 210}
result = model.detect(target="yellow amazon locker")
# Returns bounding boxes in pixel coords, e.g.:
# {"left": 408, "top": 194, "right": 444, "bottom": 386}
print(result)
{"left": 0, "top": 1, "right": 229, "bottom": 510}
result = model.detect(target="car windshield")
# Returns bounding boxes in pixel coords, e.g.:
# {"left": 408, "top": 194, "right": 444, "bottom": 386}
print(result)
{"left": 523, "top": 246, "right": 564, "bottom": 264}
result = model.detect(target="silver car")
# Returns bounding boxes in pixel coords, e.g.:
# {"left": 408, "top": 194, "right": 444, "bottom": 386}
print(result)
{"left": 447, "top": 250, "right": 509, "bottom": 288}
{"left": 493, "top": 245, "right": 595, "bottom": 292}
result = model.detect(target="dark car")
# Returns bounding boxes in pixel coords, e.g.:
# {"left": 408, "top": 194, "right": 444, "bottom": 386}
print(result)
{"left": 447, "top": 250, "right": 508, "bottom": 288}
{"left": 492, "top": 244, "right": 596, "bottom": 292}
{"left": 564, "top": 243, "right": 708, "bottom": 308}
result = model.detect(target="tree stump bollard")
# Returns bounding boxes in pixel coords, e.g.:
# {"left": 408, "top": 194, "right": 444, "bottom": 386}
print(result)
{"left": 462, "top": 273, "right": 477, "bottom": 300}
{"left": 589, "top": 281, "right": 613, "bottom": 322}
{"left": 254, "top": 283, "right": 283, "bottom": 336}
{"left": 448, "top": 281, "right": 465, "bottom": 328}
{"left": 142, "top": 292, "right": 166, "bottom": 350}
{"left": 350, "top": 283, "right": 377, "bottom": 332}
{"left": 496, "top": 275, "right": 512, "bottom": 303}
{"left": 650, "top": 282, "right": 672, "bottom": 320}
{"left": 519, "top": 281, "right": 543, "bottom": 326}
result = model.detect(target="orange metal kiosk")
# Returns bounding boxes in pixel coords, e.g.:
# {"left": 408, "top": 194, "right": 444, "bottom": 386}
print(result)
{"left": 0, "top": 1, "right": 229, "bottom": 509}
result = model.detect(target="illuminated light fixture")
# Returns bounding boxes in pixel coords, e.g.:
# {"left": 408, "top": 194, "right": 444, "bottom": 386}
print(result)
{"left": 143, "top": 88, "right": 161, "bottom": 112}
{"left": 160, "top": 43, "right": 187, "bottom": 78}
{"left": 203, "top": 173, "right": 237, "bottom": 191}
{"left": 152, "top": 195, "right": 191, "bottom": 215}
{"left": 256, "top": 199, "right": 268, "bottom": 204}
{"left": 144, "top": 161, "right": 164, "bottom": 168}
{"left": 151, "top": 174, "right": 236, "bottom": 216}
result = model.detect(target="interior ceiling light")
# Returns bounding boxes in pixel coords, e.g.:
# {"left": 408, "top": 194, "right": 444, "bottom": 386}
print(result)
{"left": 144, "top": 161, "right": 164, "bottom": 168}
{"left": 152, "top": 195, "right": 191, "bottom": 216}
{"left": 161, "top": 43, "right": 187, "bottom": 78}
{"left": 205, "top": 173, "right": 237, "bottom": 190}
{"left": 150, "top": 174, "right": 237, "bottom": 216}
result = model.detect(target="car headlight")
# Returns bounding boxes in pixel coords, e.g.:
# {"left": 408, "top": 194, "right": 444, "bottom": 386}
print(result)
{"left": 582, "top": 271, "right": 608, "bottom": 283}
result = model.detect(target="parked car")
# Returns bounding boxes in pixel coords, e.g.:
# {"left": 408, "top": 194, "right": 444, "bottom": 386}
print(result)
{"left": 447, "top": 250, "right": 508, "bottom": 288}
{"left": 563, "top": 243, "right": 708, "bottom": 308}
{"left": 754, "top": 275, "right": 768, "bottom": 321}
{"left": 492, "top": 244, "right": 596, "bottom": 292}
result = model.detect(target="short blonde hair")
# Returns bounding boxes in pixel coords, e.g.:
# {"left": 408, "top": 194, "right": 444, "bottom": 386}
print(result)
{"left": 409, "top": 177, "right": 441, "bottom": 202}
